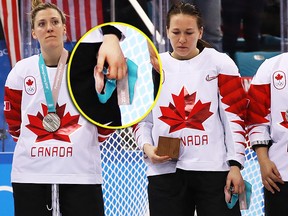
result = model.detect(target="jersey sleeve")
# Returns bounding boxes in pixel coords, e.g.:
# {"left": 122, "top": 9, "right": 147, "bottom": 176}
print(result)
{"left": 246, "top": 60, "right": 272, "bottom": 147}
{"left": 96, "top": 126, "right": 115, "bottom": 143}
{"left": 132, "top": 112, "right": 154, "bottom": 150}
{"left": 218, "top": 56, "right": 247, "bottom": 167}
{"left": 4, "top": 67, "right": 22, "bottom": 142}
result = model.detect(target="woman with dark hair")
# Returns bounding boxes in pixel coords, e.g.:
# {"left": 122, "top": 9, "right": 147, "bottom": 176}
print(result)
{"left": 134, "top": 2, "right": 247, "bottom": 216}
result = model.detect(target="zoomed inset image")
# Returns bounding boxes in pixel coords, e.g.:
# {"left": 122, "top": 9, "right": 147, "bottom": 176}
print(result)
{"left": 68, "top": 22, "right": 161, "bottom": 128}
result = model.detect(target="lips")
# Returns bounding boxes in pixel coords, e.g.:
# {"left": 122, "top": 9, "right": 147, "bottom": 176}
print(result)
{"left": 45, "top": 35, "right": 56, "bottom": 39}
{"left": 177, "top": 46, "right": 187, "bottom": 50}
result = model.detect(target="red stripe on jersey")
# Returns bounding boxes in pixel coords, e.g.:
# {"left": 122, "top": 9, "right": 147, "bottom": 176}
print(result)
{"left": 246, "top": 84, "right": 270, "bottom": 125}
{"left": 4, "top": 87, "right": 22, "bottom": 140}
{"left": 97, "top": 127, "right": 115, "bottom": 142}
{"left": 218, "top": 74, "right": 247, "bottom": 120}
{"left": 131, "top": 124, "right": 138, "bottom": 132}
{"left": 97, "top": 127, "right": 115, "bottom": 136}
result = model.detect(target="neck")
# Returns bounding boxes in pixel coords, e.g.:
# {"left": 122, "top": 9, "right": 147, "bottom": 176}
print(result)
{"left": 41, "top": 47, "right": 64, "bottom": 66}
{"left": 172, "top": 48, "right": 200, "bottom": 60}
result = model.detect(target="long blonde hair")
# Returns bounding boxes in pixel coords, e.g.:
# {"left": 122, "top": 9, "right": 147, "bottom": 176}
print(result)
{"left": 30, "top": 0, "right": 66, "bottom": 29}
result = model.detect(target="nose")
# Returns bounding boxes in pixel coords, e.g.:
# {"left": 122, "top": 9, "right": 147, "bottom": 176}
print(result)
{"left": 47, "top": 22, "right": 53, "bottom": 33}
{"left": 179, "top": 34, "right": 186, "bottom": 44}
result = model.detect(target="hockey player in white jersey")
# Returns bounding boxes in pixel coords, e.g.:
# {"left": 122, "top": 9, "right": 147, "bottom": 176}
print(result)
{"left": 3, "top": 1, "right": 125, "bottom": 215}
{"left": 134, "top": 2, "right": 247, "bottom": 216}
{"left": 247, "top": 53, "right": 288, "bottom": 215}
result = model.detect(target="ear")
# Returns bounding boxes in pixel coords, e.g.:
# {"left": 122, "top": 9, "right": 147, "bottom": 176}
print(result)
{"left": 63, "top": 24, "right": 67, "bottom": 35}
{"left": 32, "top": 29, "right": 37, "bottom": 40}
{"left": 198, "top": 26, "right": 203, "bottom": 39}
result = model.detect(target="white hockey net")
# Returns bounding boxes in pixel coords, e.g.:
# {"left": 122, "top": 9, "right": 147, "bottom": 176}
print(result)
{"left": 101, "top": 128, "right": 149, "bottom": 216}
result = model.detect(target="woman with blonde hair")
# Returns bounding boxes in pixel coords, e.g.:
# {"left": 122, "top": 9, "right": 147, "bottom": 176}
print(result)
{"left": 4, "top": 1, "right": 126, "bottom": 215}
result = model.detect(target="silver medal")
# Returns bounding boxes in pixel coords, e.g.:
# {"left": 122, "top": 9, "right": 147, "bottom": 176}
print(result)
{"left": 42, "top": 113, "right": 61, "bottom": 132}
{"left": 286, "top": 110, "right": 288, "bottom": 122}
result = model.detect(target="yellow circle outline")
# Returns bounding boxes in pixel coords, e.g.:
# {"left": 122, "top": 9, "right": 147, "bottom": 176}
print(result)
{"left": 67, "top": 22, "right": 163, "bottom": 129}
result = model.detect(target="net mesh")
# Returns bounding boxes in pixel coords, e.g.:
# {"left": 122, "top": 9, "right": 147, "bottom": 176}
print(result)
{"left": 101, "top": 128, "right": 149, "bottom": 216}
{"left": 118, "top": 25, "right": 154, "bottom": 126}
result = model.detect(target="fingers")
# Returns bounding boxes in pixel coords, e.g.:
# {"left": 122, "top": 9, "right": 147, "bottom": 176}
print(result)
{"left": 96, "top": 55, "right": 105, "bottom": 74}
{"left": 106, "top": 63, "right": 127, "bottom": 80}
{"left": 262, "top": 175, "right": 283, "bottom": 194}
{"left": 263, "top": 178, "right": 277, "bottom": 194}
{"left": 225, "top": 178, "right": 232, "bottom": 192}
{"left": 232, "top": 182, "right": 245, "bottom": 194}
{"left": 143, "top": 144, "right": 172, "bottom": 164}
{"left": 273, "top": 167, "right": 284, "bottom": 182}
{"left": 151, "top": 155, "right": 171, "bottom": 164}
{"left": 94, "top": 66, "right": 104, "bottom": 93}
{"left": 96, "top": 57, "right": 127, "bottom": 80}
{"left": 262, "top": 166, "right": 284, "bottom": 194}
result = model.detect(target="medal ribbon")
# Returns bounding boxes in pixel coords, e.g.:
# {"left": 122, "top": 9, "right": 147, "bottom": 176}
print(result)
{"left": 38, "top": 49, "right": 69, "bottom": 113}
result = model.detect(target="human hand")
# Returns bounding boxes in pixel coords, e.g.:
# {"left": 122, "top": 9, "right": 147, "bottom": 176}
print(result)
{"left": 143, "top": 143, "right": 171, "bottom": 164}
{"left": 96, "top": 34, "right": 127, "bottom": 80}
{"left": 226, "top": 166, "right": 245, "bottom": 195}
{"left": 259, "top": 158, "right": 284, "bottom": 194}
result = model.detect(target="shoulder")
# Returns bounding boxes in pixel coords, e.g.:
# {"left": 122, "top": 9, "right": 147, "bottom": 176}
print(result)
{"left": 253, "top": 53, "right": 288, "bottom": 83}
{"left": 14, "top": 55, "right": 38, "bottom": 68}
{"left": 203, "top": 48, "right": 234, "bottom": 62}
{"left": 8, "top": 55, "right": 39, "bottom": 79}
{"left": 201, "top": 48, "right": 238, "bottom": 74}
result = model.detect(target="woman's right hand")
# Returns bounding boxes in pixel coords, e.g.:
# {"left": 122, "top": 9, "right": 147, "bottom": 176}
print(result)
{"left": 259, "top": 158, "right": 284, "bottom": 194}
{"left": 143, "top": 144, "right": 171, "bottom": 164}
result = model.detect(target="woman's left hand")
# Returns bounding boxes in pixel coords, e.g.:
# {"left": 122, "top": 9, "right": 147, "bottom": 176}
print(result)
{"left": 226, "top": 166, "right": 245, "bottom": 194}
{"left": 96, "top": 34, "right": 127, "bottom": 80}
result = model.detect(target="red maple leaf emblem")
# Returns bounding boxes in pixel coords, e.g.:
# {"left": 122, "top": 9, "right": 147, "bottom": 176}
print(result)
{"left": 26, "top": 79, "right": 33, "bottom": 86}
{"left": 159, "top": 87, "right": 213, "bottom": 133}
{"left": 275, "top": 73, "right": 283, "bottom": 80}
{"left": 279, "top": 111, "right": 288, "bottom": 128}
{"left": 26, "top": 103, "right": 81, "bottom": 142}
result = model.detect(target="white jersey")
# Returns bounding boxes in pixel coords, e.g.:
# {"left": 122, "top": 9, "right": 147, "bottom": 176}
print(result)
{"left": 4, "top": 54, "right": 112, "bottom": 184}
{"left": 134, "top": 48, "right": 246, "bottom": 176}
{"left": 247, "top": 52, "right": 288, "bottom": 181}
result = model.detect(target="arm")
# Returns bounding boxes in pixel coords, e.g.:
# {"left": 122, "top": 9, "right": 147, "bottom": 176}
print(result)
{"left": 96, "top": 25, "right": 127, "bottom": 80}
{"left": 4, "top": 70, "right": 22, "bottom": 142}
{"left": 217, "top": 58, "right": 247, "bottom": 194}
{"left": 255, "top": 146, "right": 284, "bottom": 193}
{"left": 247, "top": 63, "right": 285, "bottom": 193}
{"left": 133, "top": 112, "right": 170, "bottom": 163}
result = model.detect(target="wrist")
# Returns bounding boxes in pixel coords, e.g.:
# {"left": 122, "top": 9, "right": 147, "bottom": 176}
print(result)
{"left": 228, "top": 160, "right": 242, "bottom": 170}
{"left": 101, "top": 25, "right": 122, "bottom": 40}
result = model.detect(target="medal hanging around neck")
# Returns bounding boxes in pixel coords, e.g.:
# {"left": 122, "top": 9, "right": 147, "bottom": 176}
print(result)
{"left": 39, "top": 49, "right": 68, "bottom": 132}
{"left": 42, "top": 113, "right": 61, "bottom": 133}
